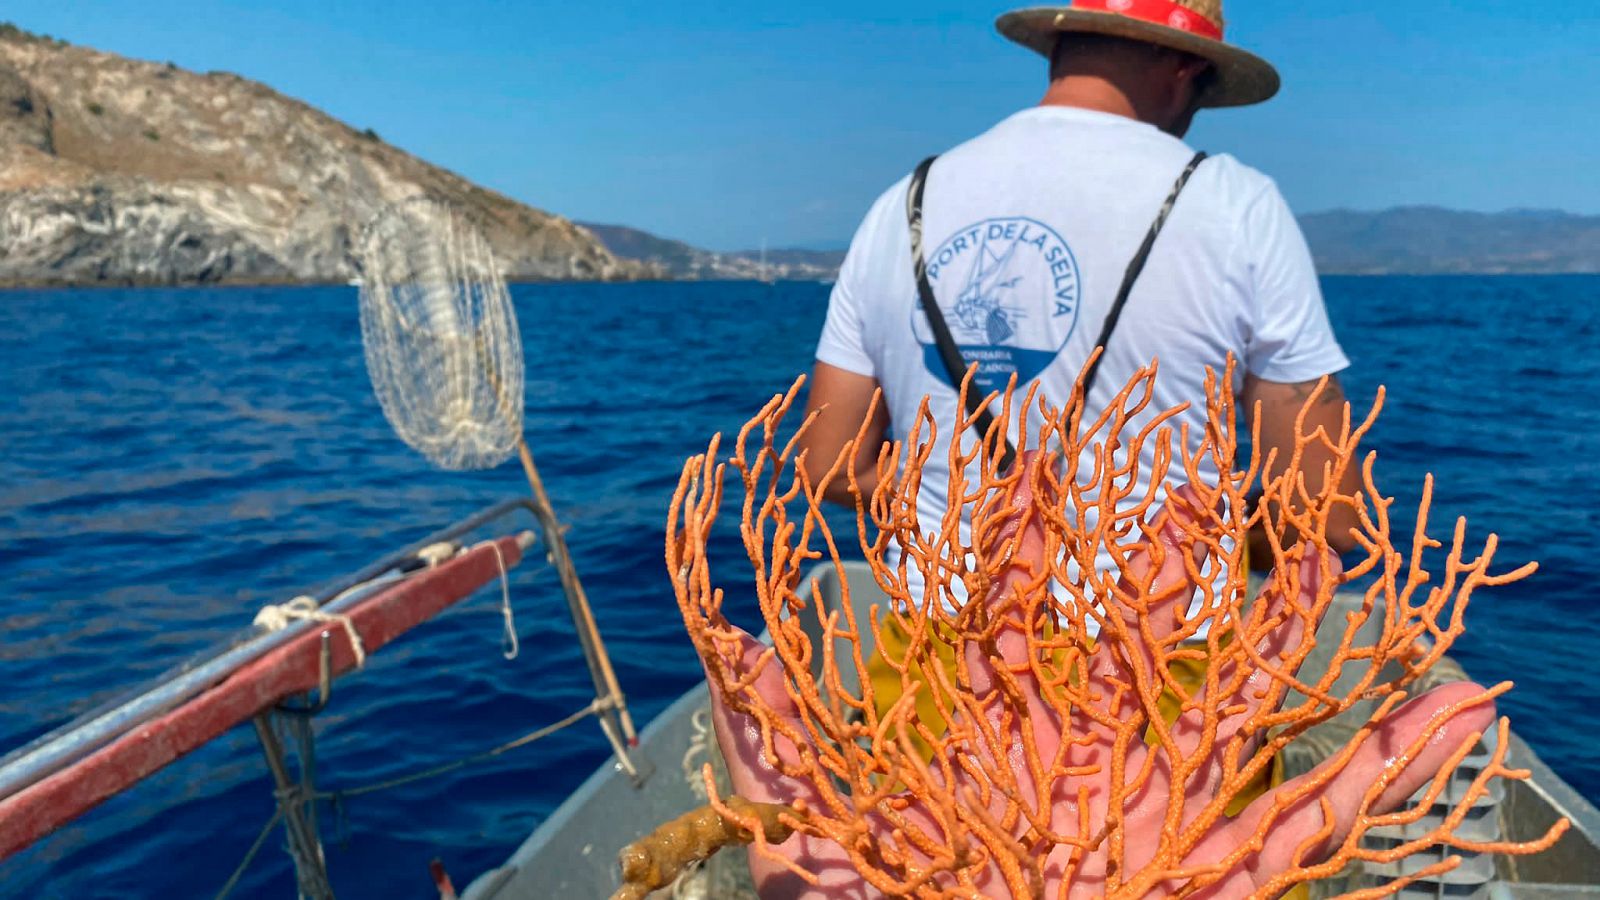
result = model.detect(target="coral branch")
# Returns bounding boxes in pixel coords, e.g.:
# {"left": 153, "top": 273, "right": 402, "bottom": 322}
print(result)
{"left": 612, "top": 796, "right": 796, "bottom": 900}
{"left": 657, "top": 358, "right": 1567, "bottom": 898}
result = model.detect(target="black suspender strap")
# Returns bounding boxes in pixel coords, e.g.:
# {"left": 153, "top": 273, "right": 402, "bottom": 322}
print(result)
{"left": 1077, "top": 150, "right": 1208, "bottom": 398}
{"left": 907, "top": 150, "right": 1208, "bottom": 473}
{"left": 907, "top": 155, "right": 997, "bottom": 456}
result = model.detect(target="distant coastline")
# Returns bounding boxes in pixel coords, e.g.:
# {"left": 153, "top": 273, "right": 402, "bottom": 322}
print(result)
{"left": 584, "top": 208, "right": 1600, "bottom": 284}
{"left": 0, "top": 272, "right": 630, "bottom": 291}
{"left": 2, "top": 24, "right": 1595, "bottom": 290}
{"left": 1299, "top": 208, "right": 1600, "bottom": 277}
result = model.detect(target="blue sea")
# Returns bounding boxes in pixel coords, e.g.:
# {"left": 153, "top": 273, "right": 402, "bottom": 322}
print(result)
{"left": 0, "top": 278, "right": 1596, "bottom": 897}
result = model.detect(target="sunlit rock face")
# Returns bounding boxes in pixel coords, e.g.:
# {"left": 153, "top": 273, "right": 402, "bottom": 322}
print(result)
{"left": 0, "top": 26, "right": 644, "bottom": 287}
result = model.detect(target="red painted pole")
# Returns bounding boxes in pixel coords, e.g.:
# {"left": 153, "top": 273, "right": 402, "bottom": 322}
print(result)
{"left": 0, "top": 535, "right": 525, "bottom": 861}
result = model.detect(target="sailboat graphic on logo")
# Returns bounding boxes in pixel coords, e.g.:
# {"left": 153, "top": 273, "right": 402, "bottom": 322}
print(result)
{"left": 913, "top": 215, "right": 1082, "bottom": 395}
{"left": 953, "top": 228, "right": 1026, "bottom": 345}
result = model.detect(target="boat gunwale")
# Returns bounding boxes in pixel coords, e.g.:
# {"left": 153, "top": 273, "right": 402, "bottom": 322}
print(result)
{"left": 0, "top": 496, "right": 548, "bottom": 802}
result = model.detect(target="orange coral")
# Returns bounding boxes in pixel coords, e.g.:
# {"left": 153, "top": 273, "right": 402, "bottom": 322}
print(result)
{"left": 661, "top": 359, "right": 1567, "bottom": 899}
{"left": 614, "top": 797, "right": 795, "bottom": 900}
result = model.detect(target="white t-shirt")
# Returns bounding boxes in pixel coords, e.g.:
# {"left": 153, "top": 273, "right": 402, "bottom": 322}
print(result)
{"left": 815, "top": 105, "right": 1349, "bottom": 623}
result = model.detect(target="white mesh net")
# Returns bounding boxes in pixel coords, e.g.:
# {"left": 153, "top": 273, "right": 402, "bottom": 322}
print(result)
{"left": 357, "top": 199, "right": 525, "bottom": 471}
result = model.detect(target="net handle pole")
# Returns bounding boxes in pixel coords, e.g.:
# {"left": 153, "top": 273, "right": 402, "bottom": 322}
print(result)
{"left": 515, "top": 438, "right": 639, "bottom": 748}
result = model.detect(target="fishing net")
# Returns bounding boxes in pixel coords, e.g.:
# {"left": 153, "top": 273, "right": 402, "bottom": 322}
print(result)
{"left": 357, "top": 199, "right": 524, "bottom": 470}
{"left": 354, "top": 196, "right": 640, "bottom": 771}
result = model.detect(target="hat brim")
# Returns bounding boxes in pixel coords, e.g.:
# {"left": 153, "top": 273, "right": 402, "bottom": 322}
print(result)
{"left": 996, "top": 7, "right": 1281, "bottom": 109}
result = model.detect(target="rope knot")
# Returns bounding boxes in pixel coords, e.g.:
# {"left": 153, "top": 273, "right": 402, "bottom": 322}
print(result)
{"left": 253, "top": 596, "right": 368, "bottom": 668}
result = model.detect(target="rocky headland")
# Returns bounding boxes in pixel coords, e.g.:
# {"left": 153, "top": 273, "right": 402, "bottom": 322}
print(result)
{"left": 0, "top": 24, "right": 641, "bottom": 287}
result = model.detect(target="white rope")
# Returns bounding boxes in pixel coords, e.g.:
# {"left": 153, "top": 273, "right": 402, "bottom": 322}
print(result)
{"left": 253, "top": 596, "right": 368, "bottom": 668}
{"left": 682, "top": 706, "right": 713, "bottom": 802}
{"left": 416, "top": 541, "right": 458, "bottom": 567}
{"left": 482, "top": 540, "right": 519, "bottom": 661}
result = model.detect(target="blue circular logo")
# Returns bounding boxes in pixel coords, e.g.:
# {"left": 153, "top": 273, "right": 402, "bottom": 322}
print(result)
{"left": 912, "top": 217, "right": 1082, "bottom": 395}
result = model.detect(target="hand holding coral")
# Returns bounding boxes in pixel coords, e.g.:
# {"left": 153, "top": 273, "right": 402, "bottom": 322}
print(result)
{"left": 659, "top": 362, "right": 1566, "bottom": 898}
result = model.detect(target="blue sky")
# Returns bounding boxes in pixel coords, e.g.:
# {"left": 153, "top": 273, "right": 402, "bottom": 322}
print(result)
{"left": 7, "top": 1, "right": 1598, "bottom": 250}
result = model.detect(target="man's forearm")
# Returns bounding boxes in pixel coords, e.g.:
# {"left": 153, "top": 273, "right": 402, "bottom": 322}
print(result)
{"left": 1243, "top": 374, "right": 1364, "bottom": 565}
{"left": 797, "top": 362, "right": 891, "bottom": 509}
{"left": 817, "top": 464, "right": 882, "bottom": 508}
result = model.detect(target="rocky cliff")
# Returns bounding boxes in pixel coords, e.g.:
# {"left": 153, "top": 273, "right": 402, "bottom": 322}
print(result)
{"left": 0, "top": 25, "right": 640, "bottom": 286}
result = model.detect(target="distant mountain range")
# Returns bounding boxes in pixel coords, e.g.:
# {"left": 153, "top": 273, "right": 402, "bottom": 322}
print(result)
{"left": 577, "top": 223, "right": 845, "bottom": 282}
{"left": 586, "top": 208, "right": 1600, "bottom": 281}
{"left": 1298, "top": 208, "right": 1600, "bottom": 275}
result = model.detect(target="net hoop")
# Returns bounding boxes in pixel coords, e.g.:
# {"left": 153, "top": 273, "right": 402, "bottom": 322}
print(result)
{"left": 357, "top": 199, "right": 524, "bottom": 471}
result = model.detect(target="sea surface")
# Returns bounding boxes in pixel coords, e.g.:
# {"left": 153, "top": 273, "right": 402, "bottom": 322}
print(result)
{"left": 0, "top": 278, "right": 1596, "bottom": 897}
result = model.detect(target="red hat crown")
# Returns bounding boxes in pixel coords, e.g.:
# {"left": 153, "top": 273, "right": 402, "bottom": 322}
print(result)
{"left": 1070, "top": 0, "right": 1224, "bottom": 41}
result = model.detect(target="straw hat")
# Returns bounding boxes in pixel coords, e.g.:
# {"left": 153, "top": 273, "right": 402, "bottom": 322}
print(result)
{"left": 997, "top": 0, "right": 1280, "bottom": 108}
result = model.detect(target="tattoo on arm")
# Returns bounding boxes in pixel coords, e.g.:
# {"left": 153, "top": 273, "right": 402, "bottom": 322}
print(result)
{"left": 1286, "top": 376, "right": 1346, "bottom": 408}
